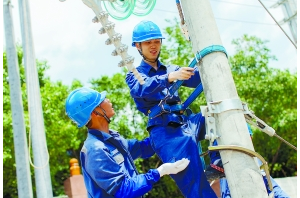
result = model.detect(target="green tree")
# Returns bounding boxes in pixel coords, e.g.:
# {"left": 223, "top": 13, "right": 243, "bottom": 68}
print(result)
{"left": 3, "top": 46, "right": 86, "bottom": 197}
{"left": 230, "top": 35, "right": 297, "bottom": 177}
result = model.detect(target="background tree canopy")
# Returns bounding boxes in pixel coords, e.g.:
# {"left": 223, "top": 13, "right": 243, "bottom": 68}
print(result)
{"left": 3, "top": 19, "right": 296, "bottom": 197}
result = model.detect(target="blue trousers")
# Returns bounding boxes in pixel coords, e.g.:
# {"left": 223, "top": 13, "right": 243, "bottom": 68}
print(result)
{"left": 149, "top": 113, "right": 217, "bottom": 198}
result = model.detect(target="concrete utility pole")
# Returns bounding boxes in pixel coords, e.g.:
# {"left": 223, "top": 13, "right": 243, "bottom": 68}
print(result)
{"left": 273, "top": 0, "right": 297, "bottom": 44}
{"left": 18, "top": 0, "right": 53, "bottom": 197}
{"left": 180, "top": 0, "right": 268, "bottom": 197}
{"left": 3, "top": 1, "right": 33, "bottom": 197}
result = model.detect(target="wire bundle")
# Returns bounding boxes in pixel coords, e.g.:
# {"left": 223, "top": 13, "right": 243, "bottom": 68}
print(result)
{"left": 102, "top": 0, "right": 156, "bottom": 20}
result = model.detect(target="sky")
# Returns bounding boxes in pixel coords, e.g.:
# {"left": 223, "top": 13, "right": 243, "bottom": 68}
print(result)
{"left": 2, "top": 0, "right": 297, "bottom": 86}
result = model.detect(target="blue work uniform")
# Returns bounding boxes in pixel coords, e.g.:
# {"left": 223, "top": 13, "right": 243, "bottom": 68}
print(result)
{"left": 126, "top": 60, "right": 217, "bottom": 198}
{"left": 80, "top": 129, "right": 160, "bottom": 198}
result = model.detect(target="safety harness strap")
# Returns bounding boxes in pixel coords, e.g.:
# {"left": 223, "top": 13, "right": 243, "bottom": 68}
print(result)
{"left": 148, "top": 83, "right": 204, "bottom": 119}
{"left": 148, "top": 45, "right": 227, "bottom": 119}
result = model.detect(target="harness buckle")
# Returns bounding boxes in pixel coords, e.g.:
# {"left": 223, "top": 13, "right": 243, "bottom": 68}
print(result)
{"left": 150, "top": 98, "right": 171, "bottom": 119}
{"left": 195, "top": 51, "right": 203, "bottom": 63}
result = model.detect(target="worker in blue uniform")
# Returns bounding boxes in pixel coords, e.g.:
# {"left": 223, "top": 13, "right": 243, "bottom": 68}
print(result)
{"left": 65, "top": 87, "right": 190, "bottom": 198}
{"left": 126, "top": 20, "right": 220, "bottom": 198}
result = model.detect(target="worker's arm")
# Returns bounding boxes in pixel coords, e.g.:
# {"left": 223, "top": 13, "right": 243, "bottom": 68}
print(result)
{"left": 114, "top": 169, "right": 160, "bottom": 198}
{"left": 126, "top": 68, "right": 173, "bottom": 98}
{"left": 82, "top": 141, "right": 189, "bottom": 198}
{"left": 126, "top": 137, "right": 155, "bottom": 160}
{"left": 114, "top": 158, "right": 190, "bottom": 198}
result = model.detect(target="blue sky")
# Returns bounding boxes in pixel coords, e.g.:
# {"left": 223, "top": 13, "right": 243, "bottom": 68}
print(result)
{"left": 3, "top": 0, "right": 297, "bottom": 86}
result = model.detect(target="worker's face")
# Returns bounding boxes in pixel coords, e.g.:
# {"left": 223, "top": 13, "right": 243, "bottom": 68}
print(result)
{"left": 95, "top": 98, "right": 115, "bottom": 118}
{"left": 137, "top": 39, "right": 161, "bottom": 61}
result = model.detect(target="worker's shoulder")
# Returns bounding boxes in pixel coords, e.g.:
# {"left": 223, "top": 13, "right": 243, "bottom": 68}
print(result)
{"left": 84, "top": 135, "right": 106, "bottom": 150}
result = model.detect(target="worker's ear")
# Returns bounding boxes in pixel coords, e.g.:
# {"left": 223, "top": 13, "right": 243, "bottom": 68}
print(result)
{"left": 89, "top": 112, "right": 96, "bottom": 122}
{"left": 135, "top": 43, "right": 141, "bottom": 50}
{"left": 86, "top": 115, "right": 93, "bottom": 128}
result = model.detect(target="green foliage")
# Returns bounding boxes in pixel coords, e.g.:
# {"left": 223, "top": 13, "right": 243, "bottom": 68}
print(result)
{"left": 230, "top": 35, "right": 277, "bottom": 73}
{"left": 161, "top": 18, "right": 194, "bottom": 67}
{"left": 230, "top": 35, "right": 297, "bottom": 177}
{"left": 3, "top": 47, "right": 85, "bottom": 197}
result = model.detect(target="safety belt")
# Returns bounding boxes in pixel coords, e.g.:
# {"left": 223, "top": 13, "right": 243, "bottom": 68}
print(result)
{"left": 148, "top": 45, "right": 227, "bottom": 119}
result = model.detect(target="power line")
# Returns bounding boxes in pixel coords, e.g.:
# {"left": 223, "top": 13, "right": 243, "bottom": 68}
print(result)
{"left": 214, "top": 17, "right": 275, "bottom": 25}
{"left": 210, "top": 0, "right": 262, "bottom": 8}
{"left": 153, "top": 9, "right": 276, "bottom": 26}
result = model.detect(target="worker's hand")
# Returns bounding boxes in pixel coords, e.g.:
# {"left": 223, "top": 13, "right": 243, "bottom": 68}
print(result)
{"left": 157, "top": 158, "right": 190, "bottom": 177}
{"left": 168, "top": 67, "right": 195, "bottom": 82}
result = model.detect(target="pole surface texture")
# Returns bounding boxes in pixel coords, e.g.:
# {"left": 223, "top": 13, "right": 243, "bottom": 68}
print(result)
{"left": 3, "top": 2, "right": 33, "bottom": 197}
{"left": 180, "top": 0, "right": 268, "bottom": 197}
{"left": 18, "top": 0, "right": 53, "bottom": 197}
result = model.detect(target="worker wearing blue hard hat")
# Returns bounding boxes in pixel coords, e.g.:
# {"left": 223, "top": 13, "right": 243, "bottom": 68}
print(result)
{"left": 65, "top": 87, "right": 190, "bottom": 198}
{"left": 126, "top": 20, "right": 290, "bottom": 198}
{"left": 126, "top": 20, "right": 219, "bottom": 198}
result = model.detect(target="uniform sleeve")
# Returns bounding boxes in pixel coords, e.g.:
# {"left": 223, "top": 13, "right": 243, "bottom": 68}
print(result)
{"left": 126, "top": 71, "right": 172, "bottom": 98}
{"left": 127, "top": 138, "right": 155, "bottom": 160}
{"left": 114, "top": 169, "right": 160, "bottom": 198}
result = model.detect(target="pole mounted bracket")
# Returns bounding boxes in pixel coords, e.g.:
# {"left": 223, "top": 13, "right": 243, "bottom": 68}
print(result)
{"left": 201, "top": 105, "right": 219, "bottom": 145}
{"left": 208, "top": 98, "right": 243, "bottom": 114}
{"left": 201, "top": 98, "right": 244, "bottom": 144}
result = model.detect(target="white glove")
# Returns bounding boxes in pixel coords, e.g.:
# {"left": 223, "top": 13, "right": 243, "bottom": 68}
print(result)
{"left": 157, "top": 158, "right": 190, "bottom": 177}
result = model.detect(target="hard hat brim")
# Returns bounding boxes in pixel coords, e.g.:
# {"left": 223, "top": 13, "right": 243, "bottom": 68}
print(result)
{"left": 132, "top": 37, "right": 165, "bottom": 47}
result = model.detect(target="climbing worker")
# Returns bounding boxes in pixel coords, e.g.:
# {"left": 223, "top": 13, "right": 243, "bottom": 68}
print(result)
{"left": 125, "top": 20, "right": 221, "bottom": 198}
{"left": 65, "top": 87, "right": 190, "bottom": 198}
{"left": 210, "top": 126, "right": 290, "bottom": 198}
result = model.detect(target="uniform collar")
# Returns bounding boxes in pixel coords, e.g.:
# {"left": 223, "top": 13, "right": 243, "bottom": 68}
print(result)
{"left": 139, "top": 59, "right": 166, "bottom": 74}
{"left": 88, "top": 128, "right": 119, "bottom": 141}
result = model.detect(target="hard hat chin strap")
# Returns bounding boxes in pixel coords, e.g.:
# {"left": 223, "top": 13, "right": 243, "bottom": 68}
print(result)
{"left": 93, "top": 106, "right": 111, "bottom": 123}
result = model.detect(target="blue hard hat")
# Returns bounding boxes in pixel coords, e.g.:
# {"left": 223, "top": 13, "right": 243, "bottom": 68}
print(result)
{"left": 65, "top": 87, "right": 106, "bottom": 128}
{"left": 132, "top": 20, "right": 165, "bottom": 47}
